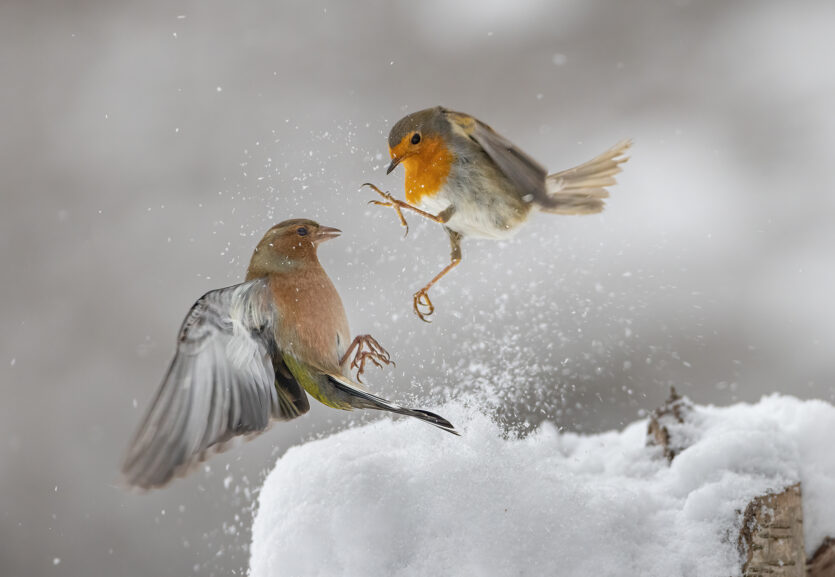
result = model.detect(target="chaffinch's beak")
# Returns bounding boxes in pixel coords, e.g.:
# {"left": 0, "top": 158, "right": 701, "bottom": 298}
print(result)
{"left": 314, "top": 226, "right": 342, "bottom": 243}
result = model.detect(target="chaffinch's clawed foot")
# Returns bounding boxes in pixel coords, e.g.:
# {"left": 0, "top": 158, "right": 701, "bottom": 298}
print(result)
{"left": 340, "top": 334, "right": 395, "bottom": 383}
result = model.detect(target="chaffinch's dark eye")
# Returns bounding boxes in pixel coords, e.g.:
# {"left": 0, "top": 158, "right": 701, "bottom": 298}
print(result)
{"left": 411, "top": 132, "right": 421, "bottom": 145}
{"left": 297, "top": 227, "right": 308, "bottom": 236}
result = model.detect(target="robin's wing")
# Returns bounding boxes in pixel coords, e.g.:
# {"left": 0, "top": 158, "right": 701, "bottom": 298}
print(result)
{"left": 444, "top": 109, "right": 549, "bottom": 204}
{"left": 122, "top": 279, "right": 309, "bottom": 489}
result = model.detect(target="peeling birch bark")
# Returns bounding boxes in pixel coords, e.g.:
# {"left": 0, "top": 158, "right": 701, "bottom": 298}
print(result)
{"left": 646, "top": 387, "right": 693, "bottom": 462}
{"left": 737, "top": 484, "right": 805, "bottom": 577}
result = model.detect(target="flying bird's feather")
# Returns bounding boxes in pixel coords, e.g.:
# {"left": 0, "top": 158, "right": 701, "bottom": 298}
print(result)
{"left": 122, "top": 279, "right": 309, "bottom": 489}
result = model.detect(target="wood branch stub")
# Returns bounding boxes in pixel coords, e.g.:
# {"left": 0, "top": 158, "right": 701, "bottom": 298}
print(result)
{"left": 738, "top": 483, "right": 805, "bottom": 577}
{"left": 646, "top": 386, "right": 693, "bottom": 462}
{"left": 808, "top": 537, "right": 835, "bottom": 577}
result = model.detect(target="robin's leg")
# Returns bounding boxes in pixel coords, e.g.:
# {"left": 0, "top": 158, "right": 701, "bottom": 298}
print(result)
{"left": 413, "top": 228, "right": 462, "bottom": 322}
{"left": 363, "top": 183, "right": 453, "bottom": 237}
{"left": 339, "top": 334, "right": 395, "bottom": 383}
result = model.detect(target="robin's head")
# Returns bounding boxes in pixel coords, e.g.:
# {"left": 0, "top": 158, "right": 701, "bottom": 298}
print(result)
{"left": 386, "top": 106, "right": 451, "bottom": 175}
{"left": 247, "top": 219, "right": 341, "bottom": 276}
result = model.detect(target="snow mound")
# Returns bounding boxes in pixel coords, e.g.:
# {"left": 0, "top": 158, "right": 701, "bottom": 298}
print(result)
{"left": 249, "top": 395, "right": 835, "bottom": 577}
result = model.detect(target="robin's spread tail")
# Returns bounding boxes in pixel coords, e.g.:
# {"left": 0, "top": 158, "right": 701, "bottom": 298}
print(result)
{"left": 539, "top": 139, "right": 632, "bottom": 215}
{"left": 325, "top": 372, "right": 459, "bottom": 435}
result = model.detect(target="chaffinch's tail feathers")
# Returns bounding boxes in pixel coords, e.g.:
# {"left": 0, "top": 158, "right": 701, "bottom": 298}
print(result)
{"left": 325, "top": 372, "right": 458, "bottom": 435}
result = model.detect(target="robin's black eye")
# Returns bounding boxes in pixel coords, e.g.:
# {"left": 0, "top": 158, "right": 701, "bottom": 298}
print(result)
{"left": 296, "top": 227, "right": 308, "bottom": 236}
{"left": 411, "top": 132, "right": 421, "bottom": 145}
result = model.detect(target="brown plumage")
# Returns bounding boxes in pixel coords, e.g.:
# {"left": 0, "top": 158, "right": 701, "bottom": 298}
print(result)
{"left": 247, "top": 223, "right": 350, "bottom": 376}
{"left": 122, "top": 219, "right": 457, "bottom": 490}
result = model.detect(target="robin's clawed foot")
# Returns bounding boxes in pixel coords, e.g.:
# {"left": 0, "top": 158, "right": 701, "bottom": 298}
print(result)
{"left": 413, "top": 288, "right": 435, "bottom": 323}
{"left": 339, "top": 334, "right": 395, "bottom": 383}
{"left": 363, "top": 182, "right": 410, "bottom": 237}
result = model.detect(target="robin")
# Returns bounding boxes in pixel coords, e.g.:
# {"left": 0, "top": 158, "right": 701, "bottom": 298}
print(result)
{"left": 366, "top": 105, "right": 631, "bottom": 321}
{"left": 123, "top": 219, "right": 457, "bottom": 489}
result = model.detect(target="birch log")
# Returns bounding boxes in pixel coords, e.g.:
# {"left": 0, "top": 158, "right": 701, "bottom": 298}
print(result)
{"left": 737, "top": 483, "right": 805, "bottom": 577}
{"left": 646, "top": 389, "right": 832, "bottom": 577}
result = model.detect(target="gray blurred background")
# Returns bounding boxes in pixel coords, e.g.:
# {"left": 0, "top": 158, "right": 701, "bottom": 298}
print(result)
{"left": 2, "top": 1, "right": 834, "bottom": 575}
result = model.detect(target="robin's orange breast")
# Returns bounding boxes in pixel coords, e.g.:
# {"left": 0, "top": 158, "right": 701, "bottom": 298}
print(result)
{"left": 399, "top": 136, "right": 454, "bottom": 206}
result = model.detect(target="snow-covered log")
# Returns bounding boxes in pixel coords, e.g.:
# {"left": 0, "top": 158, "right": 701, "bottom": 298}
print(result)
{"left": 648, "top": 390, "right": 831, "bottom": 577}
{"left": 250, "top": 395, "right": 835, "bottom": 577}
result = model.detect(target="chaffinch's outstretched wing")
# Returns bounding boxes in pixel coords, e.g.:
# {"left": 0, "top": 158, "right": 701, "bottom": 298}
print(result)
{"left": 122, "top": 279, "right": 309, "bottom": 489}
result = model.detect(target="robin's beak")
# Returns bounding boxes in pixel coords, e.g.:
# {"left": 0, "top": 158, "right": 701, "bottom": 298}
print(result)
{"left": 386, "top": 156, "right": 401, "bottom": 175}
{"left": 314, "top": 226, "right": 342, "bottom": 243}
